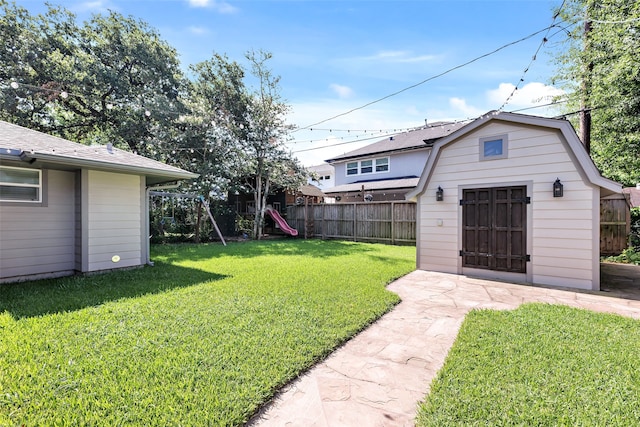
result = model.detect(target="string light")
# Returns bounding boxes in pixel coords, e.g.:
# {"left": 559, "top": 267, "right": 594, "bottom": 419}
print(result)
{"left": 498, "top": 0, "right": 567, "bottom": 111}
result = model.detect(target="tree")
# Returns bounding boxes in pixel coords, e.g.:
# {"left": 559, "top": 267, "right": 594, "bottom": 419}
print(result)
{"left": 189, "top": 51, "right": 305, "bottom": 239}
{"left": 0, "top": 1, "right": 186, "bottom": 154}
{"left": 553, "top": 0, "right": 640, "bottom": 186}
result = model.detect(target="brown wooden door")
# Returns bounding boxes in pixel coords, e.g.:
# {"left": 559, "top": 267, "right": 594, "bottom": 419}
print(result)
{"left": 461, "top": 186, "right": 528, "bottom": 273}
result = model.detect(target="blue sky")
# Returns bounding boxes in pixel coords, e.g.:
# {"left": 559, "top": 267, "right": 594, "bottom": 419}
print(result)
{"left": 14, "top": 0, "right": 569, "bottom": 165}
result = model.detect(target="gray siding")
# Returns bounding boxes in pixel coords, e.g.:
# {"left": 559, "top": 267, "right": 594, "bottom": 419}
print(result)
{"left": 0, "top": 169, "right": 75, "bottom": 281}
{"left": 84, "top": 171, "right": 142, "bottom": 272}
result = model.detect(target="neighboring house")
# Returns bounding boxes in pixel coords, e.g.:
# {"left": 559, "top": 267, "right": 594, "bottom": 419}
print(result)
{"left": 307, "top": 163, "right": 335, "bottom": 190}
{"left": 406, "top": 111, "right": 622, "bottom": 291}
{"left": 324, "top": 121, "right": 467, "bottom": 202}
{"left": 0, "top": 121, "right": 197, "bottom": 283}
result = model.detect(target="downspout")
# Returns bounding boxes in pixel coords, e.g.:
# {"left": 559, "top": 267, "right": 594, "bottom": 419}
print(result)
{"left": 145, "top": 182, "right": 180, "bottom": 266}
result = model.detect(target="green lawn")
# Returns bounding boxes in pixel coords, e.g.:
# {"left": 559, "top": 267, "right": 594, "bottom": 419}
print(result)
{"left": 417, "top": 303, "right": 640, "bottom": 426}
{"left": 0, "top": 240, "right": 415, "bottom": 426}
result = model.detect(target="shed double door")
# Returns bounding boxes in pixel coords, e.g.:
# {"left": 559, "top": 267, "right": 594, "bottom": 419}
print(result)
{"left": 461, "top": 186, "right": 528, "bottom": 273}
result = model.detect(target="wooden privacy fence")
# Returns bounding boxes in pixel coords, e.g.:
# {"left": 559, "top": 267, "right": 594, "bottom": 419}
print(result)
{"left": 286, "top": 202, "right": 416, "bottom": 245}
{"left": 600, "top": 196, "right": 630, "bottom": 255}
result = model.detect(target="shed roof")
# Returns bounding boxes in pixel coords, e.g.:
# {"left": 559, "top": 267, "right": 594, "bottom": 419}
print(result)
{"left": 0, "top": 121, "right": 198, "bottom": 185}
{"left": 325, "top": 121, "right": 469, "bottom": 163}
{"left": 298, "top": 184, "right": 326, "bottom": 198}
{"left": 406, "top": 111, "right": 622, "bottom": 200}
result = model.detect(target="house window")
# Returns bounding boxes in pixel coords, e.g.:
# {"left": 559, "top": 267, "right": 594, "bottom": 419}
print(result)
{"left": 324, "top": 175, "right": 331, "bottom": 180}
{"left": 272, "top": 202, "right": 281, "bottom": 212}
{"left": 344, "top": 157, "right": 390, "bottom": 176}
{"left": 361, "top": 160, "right": 373, "bottom": 174}
{"left": 375, "top": 158, "right": 389, "bottom": 172}
{"left": 480, "top": 135, "right": 508, "bottom": 160}
{"left": 246, "top": 201, "right": 255, "bottom": 214}
{"left": 0, "top": 166, "right": 41, "bottom": 202}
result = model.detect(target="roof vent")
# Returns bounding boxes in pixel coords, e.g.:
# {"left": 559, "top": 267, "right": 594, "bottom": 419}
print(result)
{"left": 636, "top": 183, "right": 640, "bottom": 190}
{"left": 106, "top": 143, "right": 114, "bottom": 154}
{"left": 389, "top": 136, "right": 394, "bottom": 141}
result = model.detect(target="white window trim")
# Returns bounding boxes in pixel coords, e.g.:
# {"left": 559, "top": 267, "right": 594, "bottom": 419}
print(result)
{"left": 0, "top": 165, "right": 42, "bottom": 203}
{"left": 344, "top": 156, "right": 390, "bottom": 176}
{"left": 479, "top": 134, "right": 508, "bottom": 161}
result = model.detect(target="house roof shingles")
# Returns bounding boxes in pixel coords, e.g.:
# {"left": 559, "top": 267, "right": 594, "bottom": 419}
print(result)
{"left": 325, "top": 121, "right": 469, "bottom": 163}
{"left": 0, "top": 121, "right": 197, "bottom": 185}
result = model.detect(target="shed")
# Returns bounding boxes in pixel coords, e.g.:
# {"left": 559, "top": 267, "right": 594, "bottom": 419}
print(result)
{"left": 0, "top": 121, "right": 198, "bottom": 283}
{"left": 406, "top": 111, "right": 622, "bottom": 291}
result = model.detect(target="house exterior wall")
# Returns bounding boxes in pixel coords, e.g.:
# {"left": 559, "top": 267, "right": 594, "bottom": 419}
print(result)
{"left": 81, "top": 170, "right": 143, "bottom": 272}
{"left": 332, "top": 148, "right": 429, "bottom": 186}
{"left": 417, "top": 122, "right": 600, "bottom": 290}
{"left": 0, "top": 169, "right": 76, "bottom": 282}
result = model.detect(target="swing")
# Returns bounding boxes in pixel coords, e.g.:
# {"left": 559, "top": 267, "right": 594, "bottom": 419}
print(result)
{"left": 160, "top": 196, "right": 176, "bottom": 225}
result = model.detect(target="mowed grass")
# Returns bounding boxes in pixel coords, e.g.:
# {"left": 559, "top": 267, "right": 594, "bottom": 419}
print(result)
{"left": 0, "top": 240, "right": 415, "bottom": 426}
{"left": 417, "top": 303, "right": 640, "bottom": 426}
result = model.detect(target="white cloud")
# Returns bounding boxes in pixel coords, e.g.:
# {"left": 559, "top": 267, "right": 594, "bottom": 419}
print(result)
{"left": 358, "top": 50, "right": 440, "bottom": 64}
{"left": 72, "top": 1, "right": 115, "bottom": 13}
{"left": 487, "top": 82, "right": 565, "bottom": 109}
{"left": 188, "top": 26, "right": 209, "bottom": 35}
{"left": 449, "top": 97, "right": 484, "bottom": 118}
{"left": 187, "top": 0, "right": 238, "bottom": 13}
{"left": 329, "top": 84, "right": 354, "bottom": 99}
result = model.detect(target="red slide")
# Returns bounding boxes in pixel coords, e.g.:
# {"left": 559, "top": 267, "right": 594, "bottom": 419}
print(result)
{"left": 265, "top": 207, "right": 298, "bottom": 236}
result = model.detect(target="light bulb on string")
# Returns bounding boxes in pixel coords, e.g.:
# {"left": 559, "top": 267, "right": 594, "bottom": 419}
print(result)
{"left": 10, "top": 81, "right": 19, "bottom": 89}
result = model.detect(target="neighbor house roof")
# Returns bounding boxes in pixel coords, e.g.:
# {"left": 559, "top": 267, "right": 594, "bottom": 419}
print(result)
{"left": 323, "top": 177, "right": 420, "bottom": 194}
{"left": 405, "top": 111, "right": 622, "bottom": 201}
{"left": 623, "top": 185, "right": 640, "bottom": 208}
{"left": 0, "top": 121, "right": 198, "bottom": 185}
{"left": 325, "top": 121, "right": 469, "bottom": 163}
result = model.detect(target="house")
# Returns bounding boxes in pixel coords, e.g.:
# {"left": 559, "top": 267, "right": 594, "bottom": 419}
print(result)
{"left": 307, "top": 163, "right": 335, "bottom": 191}
{"left": 323, "top": 121, "right": 467, "bottom": 202}
{"left": 0, "top": 120, "right": 198, "bottom": 283}
{"left": 406, "top": 111, "right": 622, "bottom": 291}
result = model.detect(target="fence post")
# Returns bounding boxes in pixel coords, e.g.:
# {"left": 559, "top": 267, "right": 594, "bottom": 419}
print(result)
{"left": 391, "top": 202, "right": 395, "bottom": 245}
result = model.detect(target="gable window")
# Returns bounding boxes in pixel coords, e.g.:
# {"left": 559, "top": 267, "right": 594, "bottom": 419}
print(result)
{"left": 480, "top": 135, "right": 508, "bottom": 161}
{"left": 344, "top": 157, "right": 390, "bottom": 176}
{"left": 0, "top": 166, "right": 41, "bottom": 202}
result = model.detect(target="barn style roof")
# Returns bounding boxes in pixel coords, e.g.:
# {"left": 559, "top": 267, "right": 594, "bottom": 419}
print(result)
{"left": 406, "top": 111, "right": 622, "bottom": 201}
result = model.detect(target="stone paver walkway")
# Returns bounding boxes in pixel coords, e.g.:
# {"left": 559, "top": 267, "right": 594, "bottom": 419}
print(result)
{"left": 248, "top": 269, "right": 640, "bottom": 427}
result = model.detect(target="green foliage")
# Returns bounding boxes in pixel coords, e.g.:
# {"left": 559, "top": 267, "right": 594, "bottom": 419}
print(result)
{"left": 417, "top": 303, "right": 640, "bottom": 426}
{"left": 0, "top": 3, "right": 306, "bottom": 208}
{"left": 0, "top": 1, "right": 185, "bottom": 154}
{"left": 631, "top": 206, "right": 640, "bottom": 249}
{"left": 0, "top": 240, "right": 415, "bottom": 426}
{"left": 605, "top": 248, "right": 640, "bottom": 265}
{"left": 552, "top": 0, "right": 640, "bottom": 186}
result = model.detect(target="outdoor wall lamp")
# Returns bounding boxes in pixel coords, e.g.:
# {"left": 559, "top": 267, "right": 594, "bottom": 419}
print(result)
{"left": 436, "top": 186, "right": 444, "bottom": 201}
{"left": 553, "top": 178, "right": 564, "bottom": 198}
